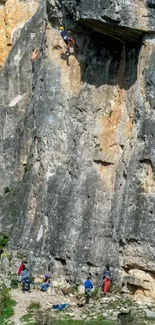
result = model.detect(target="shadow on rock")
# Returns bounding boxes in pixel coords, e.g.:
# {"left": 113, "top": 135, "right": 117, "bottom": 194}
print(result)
{"left": 60, "top": 51, "right": 74, "bottom": 66}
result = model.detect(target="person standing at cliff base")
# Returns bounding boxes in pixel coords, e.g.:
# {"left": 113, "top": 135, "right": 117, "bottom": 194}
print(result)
{"left": 21, "top": 265, "right": 31, "bottom": 293}
{"left": 59, "top": 26, "right": 75, "bottom": 52}
{"left": 18, "top": 260, "right": 27, "bottom": 275}
{"left": 84, "top": 276, "right": 93, "bottom": 304}
{"left": 103, "top": 264, "right": 112, "bottom": 294}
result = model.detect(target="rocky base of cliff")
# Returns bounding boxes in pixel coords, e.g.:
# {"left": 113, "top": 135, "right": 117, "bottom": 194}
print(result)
{"left": 10, "top": 287, "right": 155, "bottom": 325}
{"left": 1, "top": 249, "right": 155, "bottom": 307}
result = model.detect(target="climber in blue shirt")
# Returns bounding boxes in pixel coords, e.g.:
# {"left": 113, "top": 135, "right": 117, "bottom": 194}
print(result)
{"left": 59, "top": 26, "right": 75, "bottom": 51}
{"left": 84, "top": 276, "right": 93, "bottom": 304}
{"left": 84, "top": 277, "right": 93, "bottom": 290}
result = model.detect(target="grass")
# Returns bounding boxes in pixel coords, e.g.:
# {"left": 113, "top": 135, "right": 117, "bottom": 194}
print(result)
{"left": 10, "top": 277, "right": 18, "bottom": 289}
{"left": 16, "top": 252, "right": 26, "bottom": 260}
{"left": 0, "top": 288, "right": 16, "bottom": 324}
{"left": 20, "top": 301, "right": 41, "bottom": 324}
{"left": 33, "top": 316, "right": 117, "bottom": 325}
{"left": 109, "top": 284, "right": 121, "bottom": 295}
{"left": 107, "top": 296, "right": 134, "bottom": 310}
{"left": 91, "top": 287, "right": 99, "bottom": 300}
{"left": 21, "top": 313, "right": 34, "bottom": 322}
{"left": 27, "top": 302, "right": 41, "bottom": 312}
{"left": 21, "top": 305, "right": 117, "bottom": 325}
{"left": 63, "top": 318, "right": 116, "bottom": 324}
{"left": 70, "top": 285, "right": 78, "bottom": 294}
{"left": 43, "top": 320, "right": 116, "bottom": 325}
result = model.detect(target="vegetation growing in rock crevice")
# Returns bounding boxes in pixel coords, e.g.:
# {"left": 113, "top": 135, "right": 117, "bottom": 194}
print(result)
{"left": 4, "top": 187, "right": 11, "bottom": 194}
{"left": 0, "top": 234, "right": 9, "bottom": 249}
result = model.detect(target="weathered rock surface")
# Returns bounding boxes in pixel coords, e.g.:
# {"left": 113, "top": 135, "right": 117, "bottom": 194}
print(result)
{"left": 48, "top": 0, "right": 155, "bottom": 41}
{"left": 1, "top": 0, "right": 155, "bottom": 303}
{"left": 0, "top": 0, "right": 39, "bottom": 67}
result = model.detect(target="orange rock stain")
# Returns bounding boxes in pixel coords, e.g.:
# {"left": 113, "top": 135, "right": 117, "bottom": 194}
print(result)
{"left": 0, "top": 0, "right": 38, "bottom": 67}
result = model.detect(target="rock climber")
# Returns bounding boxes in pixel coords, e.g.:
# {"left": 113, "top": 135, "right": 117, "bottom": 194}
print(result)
{"left": 84, "top": 275, "right": 93, "bottom": 304}
{"left": 20, "top": 264, "right": 31, "bottom": 293}
{"left": 31, "top": 48, "right": 38, "bottom": 73}
{"left": 59, "top": 26, "right": 75, "bottom": 52}
{"left": 102, "top": 264, "right": 112, "bottom": 294}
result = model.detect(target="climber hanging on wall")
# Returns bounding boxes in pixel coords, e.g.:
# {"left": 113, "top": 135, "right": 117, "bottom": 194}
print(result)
{"left": 31, "top": 48, "right": 39, "bottom": 73}
{"left": 59, "top": 26, "right": 75, "bottom": 53}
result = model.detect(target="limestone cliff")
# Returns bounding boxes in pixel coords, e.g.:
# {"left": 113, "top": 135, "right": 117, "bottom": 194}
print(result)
{"left": 1, "top": 0, "right": 155, "bottom": 303}
{"left": 0, "top": 0, "right": 39, "bottom": 67}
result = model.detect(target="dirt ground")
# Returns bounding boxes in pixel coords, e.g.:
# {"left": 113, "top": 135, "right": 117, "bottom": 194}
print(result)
{"left": 11, "top": 287, "right": 81, "bottom": 325}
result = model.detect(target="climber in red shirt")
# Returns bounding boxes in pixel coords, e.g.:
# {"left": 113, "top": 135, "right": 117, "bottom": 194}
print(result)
{"left": 103, "top": 264, "right": 112, "bottom": 293}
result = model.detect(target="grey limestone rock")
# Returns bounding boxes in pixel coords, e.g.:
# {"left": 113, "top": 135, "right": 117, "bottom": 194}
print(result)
{"left": 144, "top": 308, "right": 155, "bottom": 319}
{"left": 0, "top": 0, "right": 155, "bottom": 301}
{"left": 50, "top": 0, "right": 155, "bottom": 41}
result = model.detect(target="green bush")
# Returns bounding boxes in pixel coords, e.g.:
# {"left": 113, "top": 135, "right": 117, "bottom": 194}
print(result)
{"left": 0, "top": 288, "right": 16, "bottom": 324}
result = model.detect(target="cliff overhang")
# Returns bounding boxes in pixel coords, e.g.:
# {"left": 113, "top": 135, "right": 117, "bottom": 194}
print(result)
{"left": 78, "top": 18, "right": 144, "bottom": 43}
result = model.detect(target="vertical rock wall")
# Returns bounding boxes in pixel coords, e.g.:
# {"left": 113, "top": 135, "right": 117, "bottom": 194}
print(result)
{"left": 0, "top": 0, "right": 155, "bottom": 302}
{"left": 0, "top": 0, "right": 39, "bottom": 67}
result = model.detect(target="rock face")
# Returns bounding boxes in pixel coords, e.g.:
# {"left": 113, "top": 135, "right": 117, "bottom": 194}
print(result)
{"left": 0, "top": 0, "right": 39, "bottom": 67}
{"left": 48, "top": 0, "right": 155, "bottom": 41}
{"left": 1, "top": 0, "right": 155, "bottom": 302}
